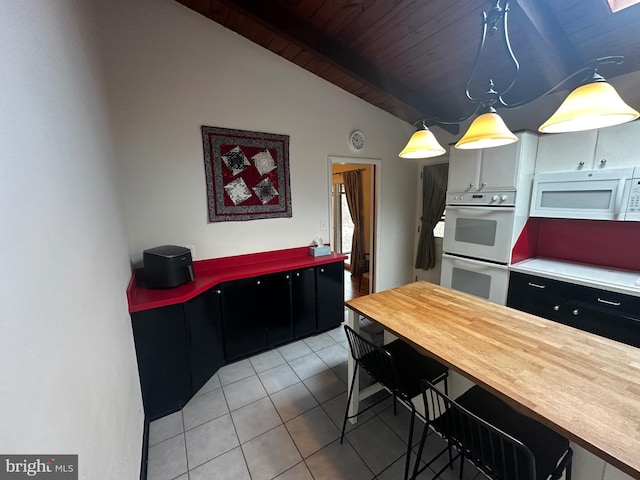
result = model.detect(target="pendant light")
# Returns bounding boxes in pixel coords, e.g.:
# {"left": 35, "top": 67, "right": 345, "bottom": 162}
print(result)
{"left": 398, "top": 123, "right": 446, "bottom": 159}
{"left": 455, "top": 109, "right": 518, "bottom": 149}
{"left": 539, "top": 73, "right": 640, "bottom": 133}
{"left": 454, "top": 1, "right": 520, "bottom": 150}
{"left": 398, "top": 0, "right": 639, "bottom": 156}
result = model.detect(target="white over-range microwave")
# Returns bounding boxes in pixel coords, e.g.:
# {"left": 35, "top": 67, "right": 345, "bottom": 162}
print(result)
{"left": 530, "top": 167, "right": 640, "bottom": 221}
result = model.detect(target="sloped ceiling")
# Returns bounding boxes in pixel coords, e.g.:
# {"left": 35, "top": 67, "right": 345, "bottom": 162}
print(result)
{"left": 177, "top": 0, "right": 640, "bottom": 131}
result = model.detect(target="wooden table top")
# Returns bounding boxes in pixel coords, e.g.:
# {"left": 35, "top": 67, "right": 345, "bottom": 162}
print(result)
{"left": 345, "top": 281, "right": 640, "bottom": 479}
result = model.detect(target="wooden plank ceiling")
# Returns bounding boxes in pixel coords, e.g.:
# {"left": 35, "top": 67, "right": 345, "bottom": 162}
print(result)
{"left": 177, "top": 0, "right": 640, "bottom": 129}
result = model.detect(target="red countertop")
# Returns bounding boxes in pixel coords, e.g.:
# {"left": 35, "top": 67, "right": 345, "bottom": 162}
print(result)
{"left": 127, "top": 246, "right": 347, "bottom": 313}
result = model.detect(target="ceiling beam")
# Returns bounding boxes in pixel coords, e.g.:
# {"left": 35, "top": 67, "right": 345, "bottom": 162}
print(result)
{"left": 515, "top": 0, "right": 583, "bottom": 83}
{"left": 207, "top": 0, "right": 456, "bottom": 128}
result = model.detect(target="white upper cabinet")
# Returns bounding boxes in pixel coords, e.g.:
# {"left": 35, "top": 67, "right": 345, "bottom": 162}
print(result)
{"left": 480, "top": 140, "right": 522, "bottom": 190}
{"left": 535, "top": 121, "right": 640, "bottom": 173}
{"left": 447, "top": 149, "right": 482, "bottom": 192}
{"left": 593, "top": 121, "right": 640, "bottom": 169}
{"left": 448, "top": 131, "right": 537, "bottom": 192}
{"left": 534, "top": 130, "right": 597, "bottom": 173}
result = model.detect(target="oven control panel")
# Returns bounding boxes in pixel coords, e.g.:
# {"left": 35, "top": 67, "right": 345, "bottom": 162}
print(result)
{"left": 626, "top": 178, "right": 640, "bottom": 212}
{"left": 446, "top": 191, "right": 516, "bottom": 206}
{"left": 624, "top": 178, "right": 640, "bottom": 221}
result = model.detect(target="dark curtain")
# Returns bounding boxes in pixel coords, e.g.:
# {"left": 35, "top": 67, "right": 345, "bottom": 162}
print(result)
{"left": 415, "top": 163, "right": 448, "bottom": 270}
{"left": 343, "top": 170, "right": 365, "bottom": 276}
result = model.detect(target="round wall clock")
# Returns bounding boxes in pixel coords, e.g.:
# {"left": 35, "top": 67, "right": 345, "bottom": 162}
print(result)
{"left": 349, "top": 130, "right": 366, "bottom": 150}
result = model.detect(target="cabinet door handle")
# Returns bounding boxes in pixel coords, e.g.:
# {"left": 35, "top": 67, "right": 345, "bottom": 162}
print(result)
{"left": 572, "top": 309, "right": 580, "bottom": 316}
{"left": 256, "top": 280, "right": 261, "bottom": 285}
{"left": 469, "top": 183, "right": 474, "bottom": 188}
{"left": 527, "top": 282, "right": 546, "bottom": 289}
{"left": 320, "top": 268, "right": 324, "bottom": 273}
{"left": 553, "top": 305, "right": 560, "bottom": 311}
{"left": 597, "top": 297, "right": 621, "bottom": 306}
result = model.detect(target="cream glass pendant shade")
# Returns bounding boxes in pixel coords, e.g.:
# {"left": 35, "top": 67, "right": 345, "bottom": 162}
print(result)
{"left": 455, "top": 111, "right": 518, "bottom": 149}
{"left": 539, "top": 80, "right": 640, "bottom": 133}
{"left": 399, "top": 127, "right": 446, "bottom": 158}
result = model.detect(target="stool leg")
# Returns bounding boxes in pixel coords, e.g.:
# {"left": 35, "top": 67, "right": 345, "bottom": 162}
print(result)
{"left": 341, "top": 364, "right": 360, "bottom": 443}
{"left": 404, "top": 407, "right": 416, "bottom": 480}
{"left": 412, "top": 421, "right": 429, "bottom": 480}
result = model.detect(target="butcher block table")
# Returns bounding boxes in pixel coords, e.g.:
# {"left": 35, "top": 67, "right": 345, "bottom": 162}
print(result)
{"left": 345, "top": 281, "right": 640, "bottom": 479}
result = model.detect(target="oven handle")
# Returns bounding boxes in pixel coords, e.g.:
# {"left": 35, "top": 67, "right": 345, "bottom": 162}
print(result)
{"left": 446, "top": 205, "right": 516, "bottom": 215}
{"left": 442, "top": 253, "right": 508, "bottom": 270}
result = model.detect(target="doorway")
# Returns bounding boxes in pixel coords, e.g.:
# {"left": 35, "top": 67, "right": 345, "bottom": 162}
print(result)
{"left": 329, "top": 157, "right": 380, "bottom": 301}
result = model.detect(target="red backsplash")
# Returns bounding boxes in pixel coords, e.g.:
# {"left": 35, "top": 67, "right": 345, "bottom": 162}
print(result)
{"left": 512, "top": 218, "right": 640, "bottom": 270}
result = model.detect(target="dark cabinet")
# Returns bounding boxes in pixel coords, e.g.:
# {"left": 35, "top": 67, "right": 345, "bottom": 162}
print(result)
{"left": 132, "top": 288, "right": 225, "bottom": 420}
{"left": 221, "top": 262, "right": 344, "bottom": 360}
{"left": 221, "top": 277, "right": 269, "bottom": 361}
{"left": 131, "top": 305, "right": 192, "bottom": 420}
{"left": 264, "top": 272, "right": 293, "bottom": 347}
{"left": 184, "top": 288, "right": 225, "bottom": 393}
{"left": 222, "top": 271, "right": 293, "bottom": 361}
{"left": 292, "top": 267, "right": 317, "bottom": 338}
{"left": 507, "top": 272, "right": 640, "bottom": 348}
{"left": 506, "top": 274, "right": 566, "bottom": 324}
{"left": 131, "top": 259, "right": 345, "bottom": 419}
{"left": 316, "top": 261, "right": 344, "bottom": 331}
{"left": 564, "top": 301, "right": 640, "bottom": 346}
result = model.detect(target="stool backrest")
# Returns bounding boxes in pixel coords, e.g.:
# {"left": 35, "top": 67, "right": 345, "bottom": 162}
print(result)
{"left": 420, "top": 380, "right": 537, "bottom": 480}
{"left": 344, "top": 325, "right": 400, "bottom": 394}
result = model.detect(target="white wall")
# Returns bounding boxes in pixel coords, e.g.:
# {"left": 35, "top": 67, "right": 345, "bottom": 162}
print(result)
{"left": 95, "top": 0, "right": 419, "bottom": 290}
{"left": 0, "top": 2, "right": 142, "bottom": 479}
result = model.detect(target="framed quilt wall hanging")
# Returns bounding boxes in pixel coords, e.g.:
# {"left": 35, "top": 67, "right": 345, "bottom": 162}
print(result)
{"left": 201, "top": 126, "right": 292, "bottom": 222}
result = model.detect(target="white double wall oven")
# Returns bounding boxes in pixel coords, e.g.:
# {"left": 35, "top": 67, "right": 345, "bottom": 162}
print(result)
{"left": 439, "top": 131, "right": 538, "bottom": 305}
{"left": 441, "top": 192, "right": 515, "bottom": 305}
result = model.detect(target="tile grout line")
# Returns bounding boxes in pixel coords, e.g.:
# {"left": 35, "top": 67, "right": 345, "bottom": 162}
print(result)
{"left": 219, "top": 375, "right": 253, "bottom": 478}
{"left": 347, "top": 409, "right": 405, "bottom": 478}
{"left": 159, "top": 328, "right": 363, "bottom": 480}
{"left": 257, "top": 343, "right": 334, "bottom": 476}
{"left": 339, "top": 390, "right": 417, "bottom": 479}
{"left": 181, "top": 409, "right": 190, "bottom": 479}
{"left": 340, "top": 435, "right": 378, "bottom": 480}
{"left": 253, "top": 335, "right": 349, "bottom": 478}
{"left": 181, "top": 375, "right": 250, "bottom": 474}
{"left": 228, "top": 355, "right": 303, "bottom": 479}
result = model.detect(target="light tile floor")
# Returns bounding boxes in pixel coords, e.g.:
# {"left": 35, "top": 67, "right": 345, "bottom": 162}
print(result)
{"left": 147, "top": 322, "right": 481, "bottom": 480}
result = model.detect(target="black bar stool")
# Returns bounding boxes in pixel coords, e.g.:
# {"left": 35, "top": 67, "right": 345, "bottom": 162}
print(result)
{"left": 341, "top": 325, "right": 449, "bottom": 480}
{"left": 413, "top": 380, "right": 573, "bottom": 480}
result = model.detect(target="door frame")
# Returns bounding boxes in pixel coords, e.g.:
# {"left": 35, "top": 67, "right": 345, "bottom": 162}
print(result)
{"left": 328, "top": 156, "right": 381, "bottom": 294}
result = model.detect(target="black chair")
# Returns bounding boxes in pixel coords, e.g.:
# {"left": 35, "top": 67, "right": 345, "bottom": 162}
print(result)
{"left": 341, "top": 325, "right": 449, "bottom": 480}
{"left": 412, "top": 380, "right": 573, "bottom": 480}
